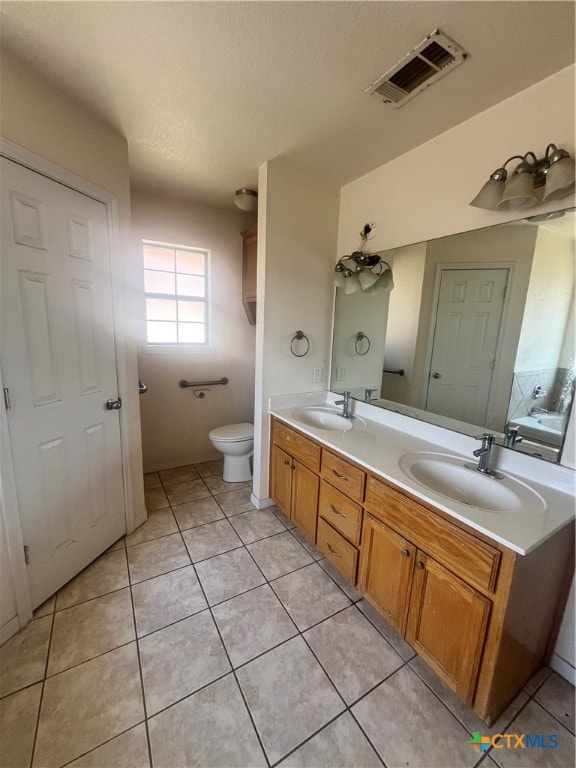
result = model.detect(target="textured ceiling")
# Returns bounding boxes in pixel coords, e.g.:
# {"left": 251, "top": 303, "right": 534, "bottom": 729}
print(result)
{"left": 1, "top": 1, "right": 574, "bottom": 209}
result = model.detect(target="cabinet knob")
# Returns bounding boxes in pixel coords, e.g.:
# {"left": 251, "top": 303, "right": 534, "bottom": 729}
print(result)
{"left": 284, "top": 459, "right": 290, "bottom": 466}
{"left": 416, "top": 561, "right": 425, "bottom": 570}
{"left": 401, "top": 548, "right": 410, "bottom": 557}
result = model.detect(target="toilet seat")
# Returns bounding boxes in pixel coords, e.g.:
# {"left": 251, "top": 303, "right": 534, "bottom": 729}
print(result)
{"left": 209, "top": 423, "right": 254, "bottom": 442}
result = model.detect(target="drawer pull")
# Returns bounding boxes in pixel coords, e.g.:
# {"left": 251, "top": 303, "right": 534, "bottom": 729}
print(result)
{"left": 330, "top": 504, "right": 346, "bottom": 518}
{"left": 416, "top": 561, "right": 425, "bottom": 570}
{"left": 327, "top": 543, "right": 342, "bottom": 558}
{"left": 331, "top": 469, "right": 349, "bottom": 481}
{"left": 401, "top": 548, "right": 410, "bottom": 558}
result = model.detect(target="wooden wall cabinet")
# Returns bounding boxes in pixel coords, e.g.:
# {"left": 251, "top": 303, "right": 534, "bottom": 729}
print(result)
{"left": 241, "top": 225, "right": 257, "bottom": 325}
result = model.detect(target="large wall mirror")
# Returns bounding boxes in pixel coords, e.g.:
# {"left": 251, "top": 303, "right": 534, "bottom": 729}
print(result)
{"left": 330, "top": 208, "right": 575, "bottom": 463}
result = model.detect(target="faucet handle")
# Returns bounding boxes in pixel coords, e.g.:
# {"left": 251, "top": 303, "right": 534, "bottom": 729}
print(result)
{"left": 475, "top": 432, "right": 495, "bottom": 446}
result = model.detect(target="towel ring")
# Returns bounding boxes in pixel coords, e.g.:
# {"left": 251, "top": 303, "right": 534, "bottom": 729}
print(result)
{"left": 355, "top": 332, "right": 371, "bottom": 356}
{"left": 290, "top": 330, "right": 310, "bottom": 357}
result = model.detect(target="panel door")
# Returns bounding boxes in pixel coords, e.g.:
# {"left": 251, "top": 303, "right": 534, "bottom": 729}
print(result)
{"left": 406, "top": 551, "right": 491, "bottom": 703}
{"left": 291, "top": 460, "right": 319, "bottom": 543}
{"left": 426, "top": 268, "right": 508, "bottom": 425}
{"left": 358, "top": 514, "right": 415, "bottom": 634}
{"left": 1, "top": 157, "right": 125, "bottom": 607}
{"left": 270, "top": 444, "right": 293, "bottom": 518}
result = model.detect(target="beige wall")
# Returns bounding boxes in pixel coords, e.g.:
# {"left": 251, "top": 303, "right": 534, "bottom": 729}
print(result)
{"left": 516, "top": 226, "right": 574, "bottom": 372}
{"left": 332, "top": 285, "right": 391, "bottom": 398}
{"left": 0, "top": 49, "right": 145, "bottom": 634}
{"left": 253, "top": 160, "right": 340, "bottom": 501}
{"left": 380, "top": 242, "right": 427, "bottom": 404}
{"left": 132, "top": 191, "right": 257, "bottom": 471}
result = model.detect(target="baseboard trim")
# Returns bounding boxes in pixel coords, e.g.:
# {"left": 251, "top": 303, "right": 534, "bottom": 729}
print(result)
{"left": 0, "top": 615, "right": 21, "bottom": 646}
{"left": 549, "top": 652, "right": 576, "bottom": 685}
{"left": 251, "top": 494, "right": 274, "bottom": 510}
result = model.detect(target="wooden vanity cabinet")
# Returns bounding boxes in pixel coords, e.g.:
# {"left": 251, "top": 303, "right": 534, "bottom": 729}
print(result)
{"left": 406, "top": 550, "right": 491, "bottom": 703}
{"left": 270, "top": 420, "right": 320, "bottom": 542}
{"left": 362, "top": 474, "right": 574, "bottom": 722}
{"left": 317, "top": 451, "right": 366, "bottom": 583}
{"left": 359, "top": 514, "right": 415, "bottom": 634}
{"left": 359, "top": 509, "right": 491, "bottom": 701}
{"left": 269, "top": 417, "right": 574, "bottom": 725}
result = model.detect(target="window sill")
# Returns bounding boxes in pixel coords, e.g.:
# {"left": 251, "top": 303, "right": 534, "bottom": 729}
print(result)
{"left": 141, "top": 343, "right": 213, "bottom": 355}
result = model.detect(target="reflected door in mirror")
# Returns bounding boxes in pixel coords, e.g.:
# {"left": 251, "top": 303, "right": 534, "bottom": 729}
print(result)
{"left": 426, "top": 268, "right": 509, "bottom": 426}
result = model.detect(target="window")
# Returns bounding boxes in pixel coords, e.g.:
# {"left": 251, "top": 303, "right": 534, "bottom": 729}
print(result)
{"left": 143, "top": 240, "right": 209, "bottom": 346}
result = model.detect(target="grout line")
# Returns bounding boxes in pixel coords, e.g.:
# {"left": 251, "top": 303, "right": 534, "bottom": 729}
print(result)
{"left": 29, "top": 602, "right": 56, "bottom": 768}
{"left": 43, "top": 638, "right": 136, "bottom": 681}
{"left": 174, "top": 523, "right": 272, "bottom": 768}
{"left": 124, "top": 538, "right": 155, "bottom": 768}
{"left": 527, "top": 697, "right": 575, "bottom": 736}
{"left": 142, "top": 669, "right": 233, "bottom": 722}
{"left": 188, "top": 505, "right": 397, "bottom": 766}
{"left": 58, "top": 720, "right": 147, "bottom": 767}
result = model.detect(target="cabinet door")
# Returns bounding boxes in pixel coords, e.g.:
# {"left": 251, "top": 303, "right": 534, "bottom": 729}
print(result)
{"left": 291, "top": 460, "right": 319, "bottom": 543}
{"left": 406, "top": 552, "right": 491, "bottom": 703}
{"left": 271, "top": 444, "right": 293, "bottom": 518}
{"left": 358, "top": 514, "right": 415, "bottom": 634}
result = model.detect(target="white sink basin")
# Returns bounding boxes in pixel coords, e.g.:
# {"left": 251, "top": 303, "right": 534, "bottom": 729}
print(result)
{"left": 292, "top": 406, "right": 364, "bottom": 432}
{"left": 399, "top": 452, "right": 546, "bottom": 514}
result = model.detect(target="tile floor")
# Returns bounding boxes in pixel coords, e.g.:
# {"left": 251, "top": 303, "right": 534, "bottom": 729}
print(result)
{"left": 1, "top": 459, "right": 574, "bottom": 767}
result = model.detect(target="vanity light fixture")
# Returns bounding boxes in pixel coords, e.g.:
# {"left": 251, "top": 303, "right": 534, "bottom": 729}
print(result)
{"left": 234, "top": 188, "right": 258, "bottom": 211}
{"left": 470, "top": 144, "right": 575, "bottom": 211}
{"left": 335, "top": 223, "right": 393, "bottom": 292}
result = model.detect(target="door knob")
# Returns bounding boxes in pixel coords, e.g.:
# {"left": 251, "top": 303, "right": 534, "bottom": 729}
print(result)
{"left": 432, "top": 372, "right": 441, "bottom": 379}
{"left": 105, "top": 397, "right": 122, "bottom": 410}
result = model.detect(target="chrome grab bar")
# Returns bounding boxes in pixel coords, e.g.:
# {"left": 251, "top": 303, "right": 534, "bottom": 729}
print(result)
{"left": 179, "top": 377, "right": 229, "bottom": 388}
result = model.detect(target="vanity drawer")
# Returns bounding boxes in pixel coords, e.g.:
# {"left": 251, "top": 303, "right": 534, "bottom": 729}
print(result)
{"left": 321, "top": 450, "right": 366, "bottom": 502}
{"left": 365, "top": 477, "right": 500, "bottom": 593}
{"left": 272, "top": 421, "right": 320, "bottom": 472}
{"left": 319, "top": 481, "right": 363, "bottom": 545}
{"left": 316, "top": 517, "right": 358, "bottom": 584}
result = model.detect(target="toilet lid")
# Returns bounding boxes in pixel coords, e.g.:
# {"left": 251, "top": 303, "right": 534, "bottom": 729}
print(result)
{"left": 209, "top": 423, "right": 254, "bottom": 442}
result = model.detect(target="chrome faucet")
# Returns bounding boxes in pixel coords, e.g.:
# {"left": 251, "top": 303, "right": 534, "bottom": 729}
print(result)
{"left": 465, "top": 433, "right": 504, "bottom": 479}
{"left": 504, "top": 425, "right": 523, "bottom": 448}
{"left": 335, "top": 391, "right": 352, "bottom": 419}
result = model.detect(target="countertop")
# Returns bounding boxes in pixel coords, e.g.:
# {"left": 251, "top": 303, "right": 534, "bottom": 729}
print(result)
{"left": 270, "top": 404, "right": 575, "bottom": 555}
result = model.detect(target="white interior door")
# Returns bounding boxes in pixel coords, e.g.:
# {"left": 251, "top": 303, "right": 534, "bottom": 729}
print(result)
{"left": 1, "top": 157, "right": 125, "bottom": 608}
{"left": 425, "top": 268, "right": 508, "bottom": 426}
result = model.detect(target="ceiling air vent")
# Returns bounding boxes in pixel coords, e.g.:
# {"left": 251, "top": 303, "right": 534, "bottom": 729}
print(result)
{"left": 366, "top": 29, "right": 467, "bottom": 108}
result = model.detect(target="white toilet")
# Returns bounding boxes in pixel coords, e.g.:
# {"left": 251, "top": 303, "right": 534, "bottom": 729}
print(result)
{"left": 208, "top": 423, "right": 254, "bottom": 482}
